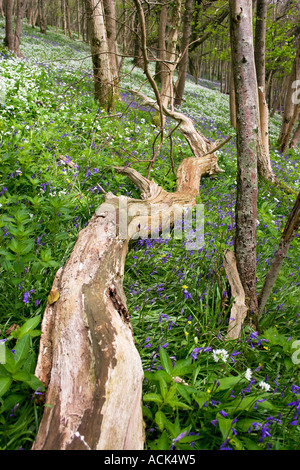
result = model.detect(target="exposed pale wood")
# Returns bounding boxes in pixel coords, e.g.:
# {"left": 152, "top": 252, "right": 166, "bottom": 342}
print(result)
{"left": 223, "top": 250, "right": 248, "bottom": 340}
{"left": 33, "top": 125, "right": 223, "bottom": 449}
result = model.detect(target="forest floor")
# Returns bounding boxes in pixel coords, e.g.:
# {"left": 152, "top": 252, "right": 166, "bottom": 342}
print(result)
{"left": 0, "top": 22, "right": 299, "bottom": 450}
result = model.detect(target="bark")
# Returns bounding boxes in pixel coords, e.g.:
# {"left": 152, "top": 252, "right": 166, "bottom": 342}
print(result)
{"left": 14, "top": 0, "right": 27, "bottom": 57}
{"left": 223, "top": 250, "right": 248, "bottom": 340}
{"left": 77, "top": 0, "right": 81, "bottom": 39}
{"left": 85, "top": 0, "right": 114, "bottom": 112}
{"left": 174, "top": 0, "right": 193, "bottom": 107}
{"left": 258, "top": 190, "right": 300, "bottom": 320}
{"left": 229, "top": 0, "right": 258, "bottom": 322}
{"left": 254, "top": 0, "right": 274, "bottom": 180}
{"left": 103, "top": 0, "right": 120, "bottom": 98}
{"left": 278, "top": 38, "right": 300, "bottom": 153}
{"left": 65, "top": 0, "right": 72, "bottom": 39}
{"left": 4, "top": 0, "right": 14, "bottom": 50}
{"left": 61, "top": 0, "right": 67, "bottom": 35}
{"left": 0, "top": 0, "right": 4, "bottom": 17}
{"left": 32, "top": 109, "right": 223, "bottom": 450}
{"left": 155, "top": 3, "right": 168, "bottom": 84}
{"left": 38, "top": 0, "right": 46, "bottom": 34}
{"left": 159, "top": 0, "right": 182, "bottom": 110}
{"left": 229, "top": 66, "right": 236, "bottom": 128}
{"left": 289, "top": 115, "right": 300, "bottom": 148}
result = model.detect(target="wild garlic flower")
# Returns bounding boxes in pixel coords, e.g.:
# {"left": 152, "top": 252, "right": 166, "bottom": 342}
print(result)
{"left": 212, "top": 349, "right": 229, "bottom": 363}
{"left": 259, "top": 380, "right": 271, "bottom": 392}
{"left": 245, "top": 368, "right": 253, "bottom": 381}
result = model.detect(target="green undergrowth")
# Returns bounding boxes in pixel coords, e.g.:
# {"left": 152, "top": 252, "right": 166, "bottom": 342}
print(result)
{"left": 0, "top": 21, "right": 299, "bottom": 450}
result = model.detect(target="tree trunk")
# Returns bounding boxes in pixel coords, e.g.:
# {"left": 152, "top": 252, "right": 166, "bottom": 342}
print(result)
{"left": 229, "top": 0, "right": 258, "bottom": 322}
{"left": 229, "top": 65, "right": 236, "bottom": 128}
{"left": 155, "top": 3, "right": 168, "bottom": 84}
{"left": 0, "top": 0, "right": 4, "bottom": 17}
{"left": 278, "top": 38, "right": 300, "bottom": 152}
{"left": 174, "top": 0, "right": 193, "bottom": 107}
{"left": 85, "top": 0, "right": 114, "bottom": 112}
{"left": 61, "top": 0, "right": 67, "bottom": 35}
{"left": 223, "top": 250, "right": 247, "bottom": 340}
{"left": 38, "top": 0, "right": 46, "bottom": 33}
{"left": 159, "top": 0, "right": 182, "bottom": 110}
{"left": 289, "top": 115, "right": 300, "bottom": 148}
{"left": 65, "top": 0, "right": 72, "bottom": 39}
{"left": 4, "top": 0, "right": 14, "bottom": 50}
{"left": 14, "top": 0, "right": 27, "bottom": 57}
{"left": 258, "top": 190, "right": 300, "bottom": 320}
{"left": 77, "top": 0, "right": 80, "bottom": 39}
{"left": 254, "top": 0, "right": 272, "bottom": 177}
{"left": 32, "top": 100, "right": 223, "bottom": 449}
{"left": 103, "top": 0, "right": 120, "bottom": 98}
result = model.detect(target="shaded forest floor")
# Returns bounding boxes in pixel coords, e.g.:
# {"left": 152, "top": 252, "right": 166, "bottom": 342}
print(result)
{"left": 0, "top": 22, "right": 299, "bottom": 450}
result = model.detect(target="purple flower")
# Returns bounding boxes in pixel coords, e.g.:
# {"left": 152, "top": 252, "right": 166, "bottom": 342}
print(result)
{"left": 23, "top": 289, "right": 35, "bottom": 304}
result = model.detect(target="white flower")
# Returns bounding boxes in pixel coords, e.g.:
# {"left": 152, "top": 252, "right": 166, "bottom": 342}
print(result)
{"left": 245, "top": 368, "right": 252, "bottom": 381}
{"left": 212, "top": 349, "right": 229, "bottom": 363}
{"left": 259, "top": 380, "right": 271, "bottom": 392}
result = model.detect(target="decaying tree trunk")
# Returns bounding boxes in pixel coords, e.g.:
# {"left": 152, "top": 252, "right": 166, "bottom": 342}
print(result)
{"left": 223, "top": 250, "right": 248, "bottom": 340}
{"left": 32, "top": 98, "right": 223, "bottom": 449}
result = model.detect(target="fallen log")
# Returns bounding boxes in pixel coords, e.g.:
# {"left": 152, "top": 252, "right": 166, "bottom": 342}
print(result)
{"left": 32, "top": 126, "right": 224, "bottom": 450}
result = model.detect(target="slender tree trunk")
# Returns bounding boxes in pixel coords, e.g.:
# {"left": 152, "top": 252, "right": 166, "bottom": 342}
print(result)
{"left": 77, "top": 0, "right": 80, "bottom": 39}
{"left": 278, "top": 38, "right": 300, "bottom": 152}
{"left": 65, "top": 0, "right": 72, "bottom": 39}
{"left": 4, "top": 0, "right": 14, "bottom": 50}
{"left": 174, "top": 0, "right": 193, "bottom": 106}
{"left": 258, "top": 190, "right": 300, "bottom": 320}
{"left": 229, "top": 0, "right": 258, "bottom": 323}
{"left": 38, "top": 0, "right": 46, "bottom": 33}
{"left": 0, "top": 0, "right": 5, "bottom": 17}
{"left": 289, "top": 115, "right": 300, "bottom": 148}
{"left": 155, "top": 4, "right": 167, "bottom": 83}
{"left": 85, "top": 0, "right": 114, "bottom": 112}
{"left": 14, "top": 0, "right": 27, "bottom": 57}
{"left": 270, "top": 76, "right": 287, "bottom": 117}
{"left": 103, "top": 0, "right": 120, "bottom": 98}
{"left": 61, "top": 0, "right": 67, "bottom": 35}
{"left": 254, "top": 0, "right": 270, "bottom": 171}
{"left": 159, "top": 0, "right": 182, "bottom": 110}
{"left": 229, "top": 64, "right": 236, "bottom": 128}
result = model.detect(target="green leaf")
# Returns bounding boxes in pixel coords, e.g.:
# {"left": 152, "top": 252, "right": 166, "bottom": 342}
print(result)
{"left": 242, "top": 437, "right": 261, "bottom": 450}
{"left": 0, "top": 377, "right": 12, "bottom": 397}
{"left": 0, "top": 394, "right": 24, "bottom": 413}
{"left": 12, "top": 315, "right": 41, "bottom": 340}
{"left": 143, "top": 393, "right": 163, "bottom": 404}
{"left": 155, "top": 410, "right": 167, "bottom": 431}
{"left": 13, "top": 334, "right": 30, "bottom": 370}
{"left": 23, "top": 373, "right": 45, "bottom": 392}
{"left": 168, "top": 400, "right": 192, "bottom": 410}
{"left": 172, "top": 357, "right": 193, "bottom": 376}
{"left": 155, "top": 431, "right": 170, "bottom": 450}
{"left": 218, "top": 414, "right": 233, "bottom": 441}
{"left": 217, "top": 375, "right": 243, "bottom": 390}
{"left": 159, "top": 346, "right": 173, "bottom": 375}
{"left": 193, "top": 391, "right": 210, "bottom": 408}
{"left": 12, "top": 370, "right": 31, "bottom": 382}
